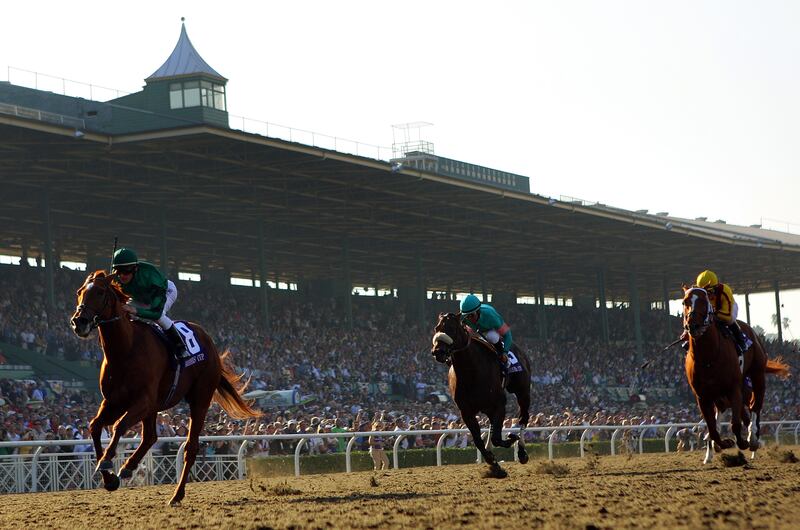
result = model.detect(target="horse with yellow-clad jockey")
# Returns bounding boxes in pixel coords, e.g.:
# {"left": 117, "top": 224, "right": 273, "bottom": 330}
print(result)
{"left": 682, "top": 270, "right": 752, "bottom": 355}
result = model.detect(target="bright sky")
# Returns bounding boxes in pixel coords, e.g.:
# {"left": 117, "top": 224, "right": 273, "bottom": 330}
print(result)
{"left": 1, "top": 1, "right": 798, "bottom": 337}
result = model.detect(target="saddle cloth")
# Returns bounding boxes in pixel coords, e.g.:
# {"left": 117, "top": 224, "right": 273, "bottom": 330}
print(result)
{"left": 471, "top": 333, "right": 524, "bottom": 374}
{"left": 145, "top": 320, "right": 207, "bottom": 368}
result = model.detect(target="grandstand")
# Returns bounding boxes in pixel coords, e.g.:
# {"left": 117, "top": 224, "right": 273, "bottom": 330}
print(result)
{"left": 1, "top": 20, "right": 798, "bottom": 388}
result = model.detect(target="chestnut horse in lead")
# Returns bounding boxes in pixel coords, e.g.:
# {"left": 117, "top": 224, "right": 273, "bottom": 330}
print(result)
{"left": 682, "top": 286, "right": 789, "bottom": 464}
{"left": 71, "top": 271, "right": 259, "bottom": 504}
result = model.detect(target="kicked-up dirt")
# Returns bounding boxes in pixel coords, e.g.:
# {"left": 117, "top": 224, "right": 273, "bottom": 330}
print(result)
{"left": 1, "top": 446, "right": 799, "bottom": 529}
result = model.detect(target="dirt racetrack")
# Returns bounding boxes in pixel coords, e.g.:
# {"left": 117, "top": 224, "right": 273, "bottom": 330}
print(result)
{"left": 1, "top": 447, "right": 799, "bottom": 529}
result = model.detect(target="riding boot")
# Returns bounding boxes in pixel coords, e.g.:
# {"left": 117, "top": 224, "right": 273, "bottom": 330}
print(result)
{"left": 727, "top": 323, "right": 752, "bottom": 354}
{"left": 494, "top": 344, "right": 508, "bottom": 375}
{"left": 165, "top": 325, "right": 191, "bottom": 360}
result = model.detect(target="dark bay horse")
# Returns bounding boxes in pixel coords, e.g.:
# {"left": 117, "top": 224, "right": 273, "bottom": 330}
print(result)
{"left": 682, "top": 286, "right": 789, "bottom": 464}
{"left": 431, "top": 312, "right": 531, "bottom": 477}
{"left": 70, "top": 271, "right": 260, "bottom": 504}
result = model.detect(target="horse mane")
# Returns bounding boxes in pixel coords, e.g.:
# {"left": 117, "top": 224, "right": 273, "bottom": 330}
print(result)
{"left": 78, "top": 270, "right": 130, "bottom": 303}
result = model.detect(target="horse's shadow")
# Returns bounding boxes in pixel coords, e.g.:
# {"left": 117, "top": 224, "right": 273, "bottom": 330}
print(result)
{"left": 288, "top": 492, "right": 439, "bottom": 504}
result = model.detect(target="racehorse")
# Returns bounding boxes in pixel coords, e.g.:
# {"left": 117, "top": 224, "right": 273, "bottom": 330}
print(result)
{"left": 682, "top": 286, "right": 789, "bottom": 464}
{"left": 70, "top": 271, "right": 260, "bottom": 504}
{"left": 431, "top": 312, "right": 531, "bottom": 477}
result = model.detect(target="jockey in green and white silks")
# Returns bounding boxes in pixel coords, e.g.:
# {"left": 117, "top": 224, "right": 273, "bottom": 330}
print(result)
{"left": 460, "top": 294, "right": 513, "bottom": 370}
{"left": 111, "top": 248, "right": 189, "bottom": 360}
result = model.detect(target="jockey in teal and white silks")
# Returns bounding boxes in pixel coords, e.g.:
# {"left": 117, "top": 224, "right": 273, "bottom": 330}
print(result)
{"left": 459, "top": 294, "right": 512, "bottom": 371}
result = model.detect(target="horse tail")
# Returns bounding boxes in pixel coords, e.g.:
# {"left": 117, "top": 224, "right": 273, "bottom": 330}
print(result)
{"left": 214, "top": 351, "right": 260, "bottom": 419}
{"left": 765, "top": 356, "right": 791, "bottom": 379}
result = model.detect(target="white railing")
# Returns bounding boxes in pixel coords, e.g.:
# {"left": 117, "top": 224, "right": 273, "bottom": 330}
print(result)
{"left": 0, "top": 420, "right": 796, "bottom": 495}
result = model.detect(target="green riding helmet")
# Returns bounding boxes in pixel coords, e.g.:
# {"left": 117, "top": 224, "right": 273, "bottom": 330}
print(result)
{"left": 112, "top": 248, "right": 138, "bottom": 269}
{"left": 460, "top": 294, "right": 482, "bottom": 315}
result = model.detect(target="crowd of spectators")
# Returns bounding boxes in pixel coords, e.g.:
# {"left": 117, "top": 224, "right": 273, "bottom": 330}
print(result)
{"left": 0, "top": 263, "right": 797, "bottom": 455}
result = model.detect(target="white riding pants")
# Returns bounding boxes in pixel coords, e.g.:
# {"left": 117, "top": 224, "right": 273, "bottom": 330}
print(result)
{"left": 156, "top": 280, "right": 178, "bottom": 329}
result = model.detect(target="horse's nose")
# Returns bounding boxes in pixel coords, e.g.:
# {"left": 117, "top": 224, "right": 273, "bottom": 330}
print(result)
{"left": 71, "top": 315, "right": 90, "bottom": 336}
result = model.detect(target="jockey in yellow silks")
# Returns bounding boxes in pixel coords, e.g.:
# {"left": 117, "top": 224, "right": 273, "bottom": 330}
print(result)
{"left": 695, "top": 270, "right": 753, "bottom": 354}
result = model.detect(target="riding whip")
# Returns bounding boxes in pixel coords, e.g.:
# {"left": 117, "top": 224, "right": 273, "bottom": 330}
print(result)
{"left": 640, "top": 337, "right": 684, "bottom": 370}
{"left": 109, "top": 236, "right": 118, "bottom": 273}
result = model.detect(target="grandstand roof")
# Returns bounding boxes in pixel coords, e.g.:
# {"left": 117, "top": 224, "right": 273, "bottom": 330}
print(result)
{"left": 1, "top": 108, "right": 799, "bottom": 303}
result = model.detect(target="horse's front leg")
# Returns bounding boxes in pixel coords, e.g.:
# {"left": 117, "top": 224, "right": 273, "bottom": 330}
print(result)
{"left": 119, "top": 413, "right": 158, "bottom": 480}
{"left": 463, "top": 413, "right": 494, "bottom": 464}
{"left": 98, "top": 400, "right": 152, "bottom": 472}
{"left": 89, "top": 400, "right": 124, "bottom": 491}
{"left": 698, "top": 399, "right": 726, "bottom": 464}
{"left": 489, "top": 409, "right": 516, "bottom": 449}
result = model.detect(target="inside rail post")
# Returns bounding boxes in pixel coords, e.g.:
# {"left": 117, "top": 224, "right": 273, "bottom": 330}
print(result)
{"left": 664, "top": 426, "right": 676, "bottom": 453}
{"left": 610, "top": 429, "right": 621, "bottom": 456}
{"left": 175, "top": 441, "right": 186, "bottom": 482}
{"left": 31, "top": 447, "right": 43, "bottom": 493}
{"left": 775, "top": 421, "right": 784, "bottom": 446}
{"left": 638, "top": 428, "right": 645, "bottom": 454}
{"left": 579, "top": 429, "right": 591, "bottom": 458}
{"left": 346, "top": 436, "right": 357, "bottom": 473}
{"left": 294, "top": 439, "right": 307, "bottom": 477}
{"left": 548, "top": 430, "right": 558, "bottom": 460}
{"left": 393, "top": 435, "right": 406, "bottom": 470}
{"left": 237, "top": 441, "right": 250, "bottom": 480}
{"left": 793, "top": 423, "right": 800, "bottom": 445}
{"left": 435, "top": 433, "right": 448, "bottom": 466}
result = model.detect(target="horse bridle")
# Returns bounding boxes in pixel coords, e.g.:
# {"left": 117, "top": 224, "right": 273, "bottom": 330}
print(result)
{"left": 432, "top": 314, "right": 471, "bottom": 361}
{"left": 75, "top": 278, "right": 121, "bottom": 331}
{"left": 684, "top": 287, "right": 714, "bottom": 338}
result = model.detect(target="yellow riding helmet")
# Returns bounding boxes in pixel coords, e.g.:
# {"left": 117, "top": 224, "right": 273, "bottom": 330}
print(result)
{"left": 696, "top": 270, "right": 718, "bottom": 288}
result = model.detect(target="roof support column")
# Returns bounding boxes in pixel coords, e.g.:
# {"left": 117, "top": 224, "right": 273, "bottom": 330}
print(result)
{"left": 744, "top": 293, "right": 751, "bottom": 326}
{"left": 662, "top": 275, "right": 672, "bottom": 338}
{"left": 537, "top": 271, "right": 547, "bottom": 341}
{"left": 343, "top": 239, "right": 353, "bottom": 331}
{"left": 416, "top": 250, "right": 425, "bottom": 328}
{"left": 258, "top": 223, "right": 270, "bottom": 332}
{"left": 160, "top": 209, "right": 169, "bottom": 274}
{"left": 774, "top": 280, "right": 783, "bottom": 343}
{"left": 42, "top": 188, "right": 55, "bottom": 310}
{"left": 628, "top": 270, "right": 643, "bottom": 363}
{"left": 597, "top": 269, "right": 609, "bottom": 343}
{"left": 481, "top": 265, "right": 488, "bottom": 302}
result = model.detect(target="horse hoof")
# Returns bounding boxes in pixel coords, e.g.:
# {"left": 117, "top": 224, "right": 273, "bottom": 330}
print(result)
{"left": 168, "top": 494, "right": 184, "bottom": 506}
{"left": 719, "top": 439, "right": 735, "bottom": 450}
{"left": 737, "top": 440, "right": 750, "bottom": 451}
{"left": 485, "top": 463, "right": 508, "bottom": 479}
{"left": 119, "top": 467, "right": 133, "bottom": 480}
{"left": 749, "top": 442, "right": 760, "bottom": 452}
{"left": 518, "top": 448, "right": 529, "bottom": 465}
{"left": 96, "top": 459, "right": 113, "bottom": 473}
{"left": 103, "top": 473, "right": 120, "bottom": 492}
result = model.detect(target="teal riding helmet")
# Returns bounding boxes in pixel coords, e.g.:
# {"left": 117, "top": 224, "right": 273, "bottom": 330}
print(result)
{"left": 460, "top": 294, "right": 482, "bottom": 314}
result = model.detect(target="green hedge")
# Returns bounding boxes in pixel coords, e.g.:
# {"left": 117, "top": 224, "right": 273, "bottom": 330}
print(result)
{"left": 247, "top": 438, "right": 673, "bottom": 477}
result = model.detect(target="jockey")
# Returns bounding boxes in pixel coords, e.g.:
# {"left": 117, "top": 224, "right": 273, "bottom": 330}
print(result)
{"left": 459, "top": 294, "right": 512, "bottom": 372}
{"left": 111, "top": 248, "right": 190, "bottom": 360}
{"left": 695, "top": 270, "right": 753, "bottom": 354}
